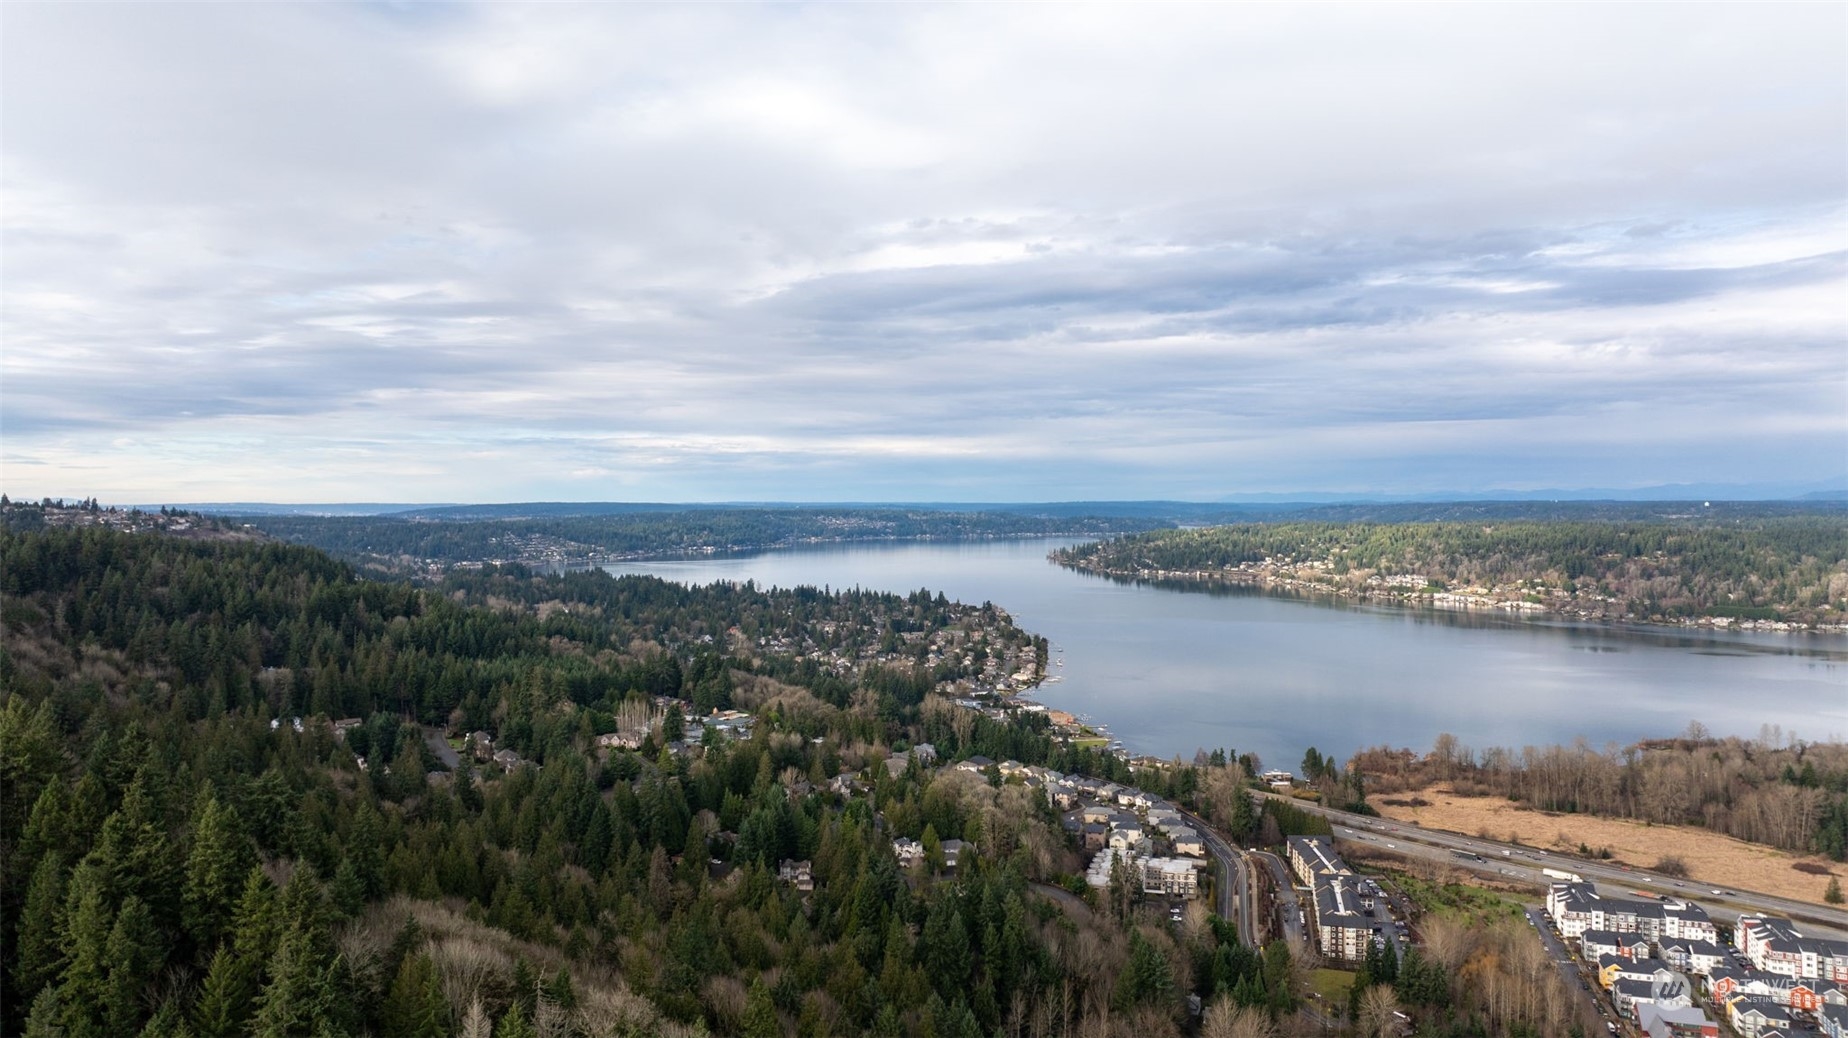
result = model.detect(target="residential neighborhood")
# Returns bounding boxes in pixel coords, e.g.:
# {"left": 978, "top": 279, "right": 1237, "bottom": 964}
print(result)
{"left": 1547, "top": 881, "right": 1848, "bottom": 1035}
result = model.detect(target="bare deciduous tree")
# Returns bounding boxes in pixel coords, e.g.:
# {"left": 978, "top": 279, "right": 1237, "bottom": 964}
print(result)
{"left": 1357, "top": 984, "right": 1402, "bottom": 1038}
{"left": 1200, "top": 997, "right": 1278, "bottom": 1038}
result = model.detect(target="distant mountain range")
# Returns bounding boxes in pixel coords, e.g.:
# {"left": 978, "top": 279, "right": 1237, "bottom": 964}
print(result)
{"left": 151, "top": 481, "right": 1848, "bottom": 519}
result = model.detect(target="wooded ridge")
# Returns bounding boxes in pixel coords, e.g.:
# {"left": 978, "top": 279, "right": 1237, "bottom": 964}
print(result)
{"left": 1055, "top": 517, "right": 1848, "bottom": 628}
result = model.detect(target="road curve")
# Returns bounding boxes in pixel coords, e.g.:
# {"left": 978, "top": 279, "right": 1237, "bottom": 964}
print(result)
{"left": 1179, "top": 808, "right": 1258, "bottom": 947}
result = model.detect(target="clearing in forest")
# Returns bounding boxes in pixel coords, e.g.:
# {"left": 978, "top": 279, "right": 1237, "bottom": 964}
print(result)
{"left": 1372, "top": 785, "right": 1844, "bottom": 907}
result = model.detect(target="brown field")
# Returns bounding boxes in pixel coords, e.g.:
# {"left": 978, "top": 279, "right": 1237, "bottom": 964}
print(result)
{"left": 1372, "top": 785, "right": 1844, "bottom": 907}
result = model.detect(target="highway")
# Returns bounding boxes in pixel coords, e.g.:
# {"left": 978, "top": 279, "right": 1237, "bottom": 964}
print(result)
{"left": 1262, "top": 792, "right": 1848, "bottom": 937}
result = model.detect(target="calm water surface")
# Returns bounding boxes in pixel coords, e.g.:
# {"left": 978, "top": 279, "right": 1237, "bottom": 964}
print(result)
{"left": 602, "top": 538, "right": 1848, "bottom": 772}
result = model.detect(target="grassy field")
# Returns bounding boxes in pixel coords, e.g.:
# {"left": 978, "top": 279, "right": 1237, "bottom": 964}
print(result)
{"left": 1372, "top": 784, "right": 1844, "bottom": 906}
{"left": 1383, "top": 868, "right": 1529, "bottom": 925}
{"left": 1309, "top": 968, "right": 1355, "bottom": 1004}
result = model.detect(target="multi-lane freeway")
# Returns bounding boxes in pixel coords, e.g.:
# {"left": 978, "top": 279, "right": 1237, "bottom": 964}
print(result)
{"left": 1264, "top": 792, "right": 1848, "bottom": 937}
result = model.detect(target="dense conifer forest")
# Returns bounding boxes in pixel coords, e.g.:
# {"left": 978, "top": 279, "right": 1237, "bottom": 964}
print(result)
{"left": 0, "top": 515, "right": 1774, "bottom": 1038}
{"left": 225, "top": 509, "right": 1166, "bottom": 572}
{"left": 0, "top": 525, "right": 1307, "bottom": 1038}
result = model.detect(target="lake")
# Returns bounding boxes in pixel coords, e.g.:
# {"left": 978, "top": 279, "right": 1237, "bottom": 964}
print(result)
{"left": 601, "top": 537, "right": 1848, "bottom": 773}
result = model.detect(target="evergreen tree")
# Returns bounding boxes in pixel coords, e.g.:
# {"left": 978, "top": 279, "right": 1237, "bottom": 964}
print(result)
{"left": 493, "top": 1004, "right": 534, "bottom": 1038}
{"left": 507, "top": 958, "right": 538, "bottom": 1018}
{"left": 184, "top": 792, "right": 253, "bottom": 950}
{"left": 18, "top": 781, "right": 75, "bottom": 876}
{"left": 55, "top": 862, "right": 114, "bottom": 1038}
{"left": 1260, "top": 941, "right": 1294, "bottom": 1014}
{"left": 248, "top": 929, "right": 339, "bottom": 1038}
{"left": 1375, "top": 935, "right": 1399, "bottom": 985}
{"left": 0, "top": 699, "right": 66, "bottom": 856}
{"left": 381, "top": 953, "right": 448, "bottom": 1038}
{"left": 229, "top": 866, "right": 281, "bottom": 992}
{"left": 869, "top": 1003, "right": 902, "bottom": 1038}
{"left": 136, "top": 999, "right": 193, "bottom": 1038}
{"left": 328, "top": 858, "right": 366, "bottom": 919}
{"left": 1117, "top": 930, "right": 1175, "bottom": 1009}
{"left": 193, "top": 944, "right": 256, "bottom": 1038}
{"left": 103, "top": 895, "right": 162, "bottom": 1037}
{"left": 542, "top": 968, "right": 575, "bottom": 1012}
{"left": 742, "top": 978, "right": 780, "bottom": 1038}
{"left": 13, "top": 852, "right": 68, "bottom": 1003}
{"left": 249, "top": 868, "right": 343, "bottom": 1038}
{"left": 23, "top": 985, "right": 66, "bottom": 1038}
{"left": 921, "top": 898, "right": 971, "bottom": 995}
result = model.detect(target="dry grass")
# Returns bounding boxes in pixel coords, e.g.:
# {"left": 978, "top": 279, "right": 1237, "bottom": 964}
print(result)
{"left": 1372, "top": 784, "right": 1844, "bottom": 906}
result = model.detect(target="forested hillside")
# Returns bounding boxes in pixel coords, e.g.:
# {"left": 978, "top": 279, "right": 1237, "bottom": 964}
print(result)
{"left": 231, "top": 508, "right": 1165, "bottom": 573}
{"left": 0, "top": 526, "right": 1292, "bottom": 1038}
{"left": 1056, "top": 517, "right": 1848, "bottom": 627}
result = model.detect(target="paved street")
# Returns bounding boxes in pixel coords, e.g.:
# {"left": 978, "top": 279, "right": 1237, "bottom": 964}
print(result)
{"left": 422, "top": 724, "right": 461, "bottom": 768}
{"left": 1526, "top": 905, "right": 1612, "bottom": 1037}
{"left": 1251, "top": 849, "right": 1309, "bottom": 953}
{"left": 1180, "top": 807, "right": 1258, "bottom": 947}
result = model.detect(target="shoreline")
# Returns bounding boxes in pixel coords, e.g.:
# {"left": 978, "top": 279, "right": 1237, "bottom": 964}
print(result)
{"left": 1056, "top": 559, "right": 1848, "bottom": 636}
{"left": 432, "top": 530, "right": 1112, "bottom": 573}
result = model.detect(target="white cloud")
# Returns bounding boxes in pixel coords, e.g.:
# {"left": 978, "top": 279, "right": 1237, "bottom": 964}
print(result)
{"left": 2, "top": 2, "right": 1843, "bottom": 502}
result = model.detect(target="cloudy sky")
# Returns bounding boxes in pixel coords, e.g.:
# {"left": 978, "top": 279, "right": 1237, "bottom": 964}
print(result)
{"left": 4, "top": 3, "right": 1844, "bottom": 504}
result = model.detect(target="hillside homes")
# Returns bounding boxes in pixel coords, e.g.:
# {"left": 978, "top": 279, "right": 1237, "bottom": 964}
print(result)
{"left": 1066, "top": 777, "right": 1210, "bottom": 901}
{"left": 1082, "top": 847, "right": 1202, "bottom": 899}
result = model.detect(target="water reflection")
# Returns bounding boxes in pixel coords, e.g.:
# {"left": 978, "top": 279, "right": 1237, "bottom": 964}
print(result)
{"left": 591, "top": 538, "right": 1847, "bottom": 768}
{"left": 1084, "top": 570, "right": 1848, "bottom": 658}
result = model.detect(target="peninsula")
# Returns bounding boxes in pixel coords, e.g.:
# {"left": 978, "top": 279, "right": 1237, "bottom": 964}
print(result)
{"left": 1053, "top": 516, "right": 1848, "bottom": 632}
